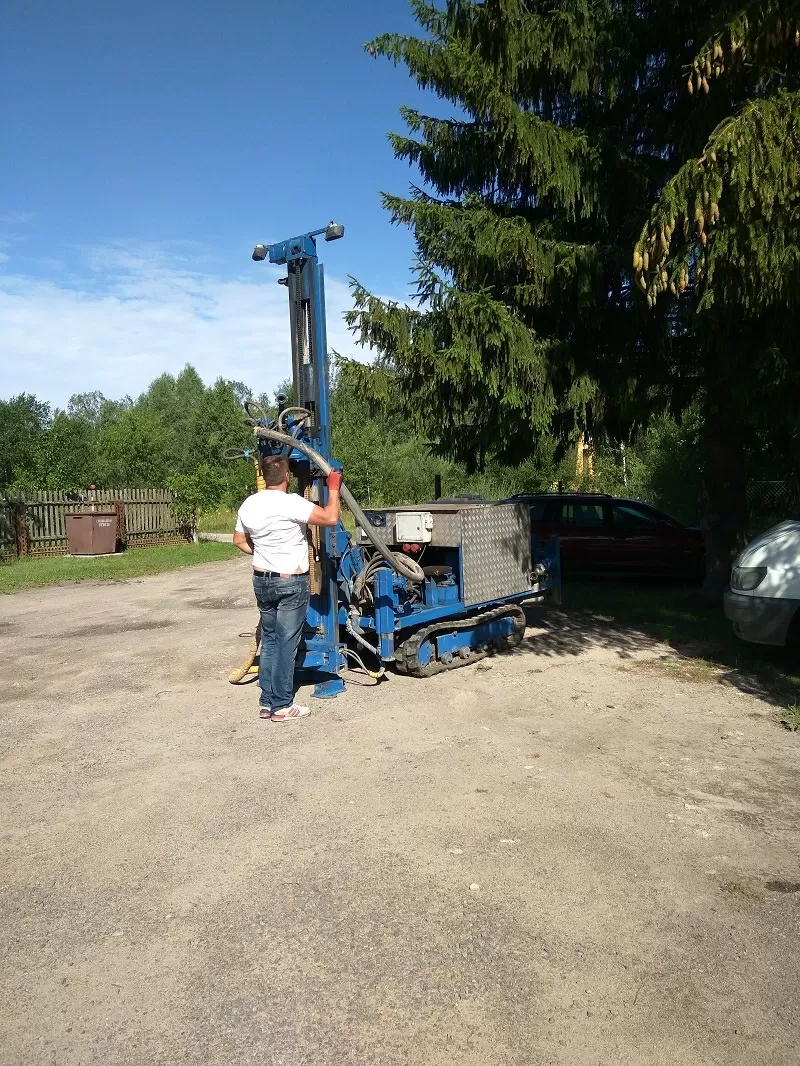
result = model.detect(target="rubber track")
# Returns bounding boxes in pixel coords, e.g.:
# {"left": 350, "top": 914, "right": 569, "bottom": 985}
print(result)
{"left": 395, "top": 604, "right": 527, "bottom": 678}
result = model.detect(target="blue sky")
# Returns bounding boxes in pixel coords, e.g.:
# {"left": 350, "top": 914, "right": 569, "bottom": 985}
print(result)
{"left": 0, "top": 0, "right": 442, "bottom": 407}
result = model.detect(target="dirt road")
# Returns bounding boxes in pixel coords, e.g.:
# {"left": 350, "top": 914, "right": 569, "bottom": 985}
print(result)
{"left": 1, "top": 557, "right": 799, "bottom": 1065}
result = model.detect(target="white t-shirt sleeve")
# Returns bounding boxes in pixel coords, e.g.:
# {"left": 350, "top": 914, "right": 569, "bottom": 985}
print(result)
{"left": 234, "top": 509, "right": 246, "bottom": 533}
{"left": 286, "top": 494, "right": 315, "bottom": 523}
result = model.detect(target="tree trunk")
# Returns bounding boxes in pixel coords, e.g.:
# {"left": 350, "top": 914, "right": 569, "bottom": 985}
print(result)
{"left": 700, "top": 385, "right": 748, "bottom": 601}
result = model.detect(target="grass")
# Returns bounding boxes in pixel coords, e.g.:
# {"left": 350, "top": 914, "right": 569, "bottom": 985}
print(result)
{"left": 630, "top": 655, "right": 721, "bottom": 684}
{"left": 198, "top": 507, "right": 238, "bottom": 534}
{"left": 0, "top": 542, "right": 239, "bottom": 594}
{"left": 564, "top": 579, "right": 800, "bottom": 705}
{"left": 779, "top": 704, "right": 800, "bottom": 731}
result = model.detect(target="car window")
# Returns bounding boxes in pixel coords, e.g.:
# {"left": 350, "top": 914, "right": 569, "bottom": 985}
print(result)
{"left": 573, "top": 503, "right": 605, "bottom": 527}
{"left": 541, "top": 502, "right": 563, "bottom": 523}
{"left": 639, "top": 504, "right": 680, "bottom": 527}
{"left": 530, "top": 500, "right": 607, "bottom": 525}
{"left": 611, "top": 503, "right": 660, "bottom": 528}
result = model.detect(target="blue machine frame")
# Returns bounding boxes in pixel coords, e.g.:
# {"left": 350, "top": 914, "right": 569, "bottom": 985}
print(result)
{"left": 247, "top": 225, "right": 561, "bottom": 698}
{"left": 258, "top": 227, "right": 346, "bottom": 697}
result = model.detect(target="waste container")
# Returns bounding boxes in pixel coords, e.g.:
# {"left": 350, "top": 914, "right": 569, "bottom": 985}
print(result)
{"left": 65, "top": 512, "right": 118, "bottom": 555}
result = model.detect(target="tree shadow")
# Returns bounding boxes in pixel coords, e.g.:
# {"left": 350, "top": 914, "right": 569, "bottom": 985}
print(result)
{"left": 516, "top": 579, "right": 800, "bottom": 707}
{"left": 521, "top": 602, "right": 656, "bottom": 660}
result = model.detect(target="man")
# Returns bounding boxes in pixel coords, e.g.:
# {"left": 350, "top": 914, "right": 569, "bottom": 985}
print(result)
{"left": 233, "top": 455, "right": 341, "bottom": 722}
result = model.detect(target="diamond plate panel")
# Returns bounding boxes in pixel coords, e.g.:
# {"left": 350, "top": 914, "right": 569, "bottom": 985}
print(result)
{"left": 461, "top": 504, "right": 532, "bottom": 607}
{"left": 356, "top": 508, "right": 464, "bottom": 547}
{"left": 429, "top": 511, "right": 462, "bottom": 547}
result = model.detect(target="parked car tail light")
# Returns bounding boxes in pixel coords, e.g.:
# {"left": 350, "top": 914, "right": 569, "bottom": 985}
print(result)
{"left": 730, "top": 566, "right": 767, "bottom": 591}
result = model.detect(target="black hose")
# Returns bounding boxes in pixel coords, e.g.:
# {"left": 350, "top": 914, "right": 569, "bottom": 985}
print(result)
{"left": 252, "top": 426, "right": 425, "bottom": 583}
{"left": 244, "top": 400, "right": 269, "bottom": 422}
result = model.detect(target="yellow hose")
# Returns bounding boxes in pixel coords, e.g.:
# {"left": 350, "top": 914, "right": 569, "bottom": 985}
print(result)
{"left": 254, "top": 456, "right": 266, "bottom": 492}
{"left": 228, "top": 622, "right": 261, "bottom": 684}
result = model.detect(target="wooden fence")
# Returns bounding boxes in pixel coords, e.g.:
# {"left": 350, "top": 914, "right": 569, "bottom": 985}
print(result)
{"left": 0, "top": 489, "right": 191, "bottom": 558}
{"left": 0, "top": 502, "right": 17, "bottom": 558}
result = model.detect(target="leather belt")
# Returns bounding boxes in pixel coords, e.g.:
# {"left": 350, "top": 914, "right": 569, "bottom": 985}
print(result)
{"left": 253, "top": 569, "right": 300, "bottom": 578}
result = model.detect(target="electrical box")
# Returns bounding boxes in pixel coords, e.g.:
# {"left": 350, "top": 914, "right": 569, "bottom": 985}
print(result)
{"left": 394, "top": 511, "right": 434, "bottom": 543}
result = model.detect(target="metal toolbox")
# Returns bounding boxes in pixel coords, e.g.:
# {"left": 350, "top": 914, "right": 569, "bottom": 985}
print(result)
{"left": 358, "top": 502, "right": 532, "bottom": 607}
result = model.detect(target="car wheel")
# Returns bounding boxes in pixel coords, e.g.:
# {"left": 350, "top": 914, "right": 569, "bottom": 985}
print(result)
{"left": 786, "top": 609, "right": 800, "bottom": 653}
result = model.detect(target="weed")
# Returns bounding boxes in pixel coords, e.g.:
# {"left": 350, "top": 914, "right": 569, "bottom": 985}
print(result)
{"left": 779, "top": 704, "right": 800, "bottom": 732}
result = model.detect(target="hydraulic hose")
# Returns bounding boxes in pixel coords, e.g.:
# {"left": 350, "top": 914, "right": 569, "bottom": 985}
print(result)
{"left": 342, "top": 648, "right": 385, "bottom": 681}
{"left": 344, "top": 619, "right": 386, "bottom": 669}
{"left": 244, "top": 399, "right": 269, "bottom": 423}
{"left": 277, "top": 407, "right": 312, "bottom": 432}
{"left": 253, "top": 425, "right": 425, "bottom": 583}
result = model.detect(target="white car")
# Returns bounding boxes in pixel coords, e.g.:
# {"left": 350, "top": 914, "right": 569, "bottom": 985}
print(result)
{"left": 724, "top": 521, "right": 800, "bottom": 646}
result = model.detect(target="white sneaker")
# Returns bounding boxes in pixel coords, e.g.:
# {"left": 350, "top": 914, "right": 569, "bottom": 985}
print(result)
{"left": 270, "top": 704, "right": 311, "bottom": 722}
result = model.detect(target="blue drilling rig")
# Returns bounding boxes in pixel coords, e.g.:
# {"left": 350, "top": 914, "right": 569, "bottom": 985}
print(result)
{"left": 228, "top": 223, "right": 560, "bottom": 698}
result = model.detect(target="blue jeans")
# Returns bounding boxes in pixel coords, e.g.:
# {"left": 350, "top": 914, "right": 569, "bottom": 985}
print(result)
{"left": 253, "top": 573, "right": 310, "bottom": 711}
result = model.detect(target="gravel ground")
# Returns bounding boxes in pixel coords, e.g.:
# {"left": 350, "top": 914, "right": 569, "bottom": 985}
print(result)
{"left": 1, "top": 556, "right": 799, "bottom": 1066}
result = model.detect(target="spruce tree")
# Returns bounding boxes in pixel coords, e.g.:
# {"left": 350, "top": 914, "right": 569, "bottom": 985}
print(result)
{"left": 633, "top": 4, "right": 800, "bottom": 593}
{"left": 348, "top": 1, "right": 800, "bottom": 596}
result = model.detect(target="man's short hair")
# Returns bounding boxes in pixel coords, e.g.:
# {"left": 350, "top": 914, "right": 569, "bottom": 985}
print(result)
{"left": 261, "top": 455, "right": 289, "bottom": 487}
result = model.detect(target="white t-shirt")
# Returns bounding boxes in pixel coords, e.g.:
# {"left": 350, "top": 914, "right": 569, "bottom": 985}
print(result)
{"left": 235, "top": 490, "right": 315, "bottom": 574}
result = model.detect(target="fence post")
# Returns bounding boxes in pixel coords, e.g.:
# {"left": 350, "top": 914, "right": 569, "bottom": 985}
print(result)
{"left": 14, "top": 503, "right": 29, "bottom": 557}
{"left": 115, "top": 501, "right": 127, "bottom": 551}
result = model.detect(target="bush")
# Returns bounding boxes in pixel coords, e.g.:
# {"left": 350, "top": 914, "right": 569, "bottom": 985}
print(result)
{"left": 168, "top": 464, "right": 224, "bottom": 535}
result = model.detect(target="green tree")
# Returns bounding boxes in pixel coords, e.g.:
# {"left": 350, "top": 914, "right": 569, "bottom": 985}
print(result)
{"left": 633, "top": 4, "right": 800, "bottom": 592}
{"left": 93, "top": 408, "right": 174, "bottom": 487}
{"left": 67, "top": 390, "right": 108, "bottom": 426}
{"left": 137, "top": 364, "right": 211, "bottom": 474}
{"left": 331, "top": 356, "right": 558, "bottom": 504}
{"left": 188, "top": 378, "right": 253, "bottom": 469}
{"left": 349, "top": 0, "right": 800, "bottom": 595}
{"left": 32, "top": 412, "right": 95, "bottom": 492}
{"left": 349, "top": 1, "right": 696, "bottom": 458}
{"left": 0, "top": 394, "right": 50, "bottom": 493}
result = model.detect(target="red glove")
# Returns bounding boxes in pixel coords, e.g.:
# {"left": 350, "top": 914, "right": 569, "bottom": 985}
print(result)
{"left": 326, "top": 470, "right": 343, "bottom": 491}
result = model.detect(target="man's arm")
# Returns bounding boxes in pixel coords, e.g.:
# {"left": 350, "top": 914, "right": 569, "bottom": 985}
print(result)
{"left": 307, "top": 471, "right": 342, "bottom": 528}
{"left": 233, "top": 528, "right": 254, "bottom": 554}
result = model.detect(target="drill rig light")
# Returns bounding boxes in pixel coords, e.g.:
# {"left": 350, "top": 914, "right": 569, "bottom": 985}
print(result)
{"left": 251, "top": 222, "right": 344, "bottom": 265}
{"left": 323, "top": 221, "right": 344, "bottom": 242}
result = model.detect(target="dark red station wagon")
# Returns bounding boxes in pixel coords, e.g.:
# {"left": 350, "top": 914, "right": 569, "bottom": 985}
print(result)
{"left": 507, "top": 492, "right": 705, "bottom": 580}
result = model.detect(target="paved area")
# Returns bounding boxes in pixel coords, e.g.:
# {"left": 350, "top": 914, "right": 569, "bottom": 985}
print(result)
{"left": 1, "top": 557, "right": 799, "bottom": 1065}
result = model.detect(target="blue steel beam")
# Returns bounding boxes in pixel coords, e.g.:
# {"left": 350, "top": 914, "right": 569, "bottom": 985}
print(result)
{"left": 261, "top": 227, "right": 347, "bottom": 697}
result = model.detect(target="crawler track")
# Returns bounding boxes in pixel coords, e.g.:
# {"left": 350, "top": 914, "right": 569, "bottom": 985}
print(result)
{"left": 394, "top": 604, "right": 527, "bottom": 677}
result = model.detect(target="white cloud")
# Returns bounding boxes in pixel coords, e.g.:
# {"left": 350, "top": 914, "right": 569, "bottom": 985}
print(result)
{"left": 0, "top": 242, "right": 376, "bottom": 408}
